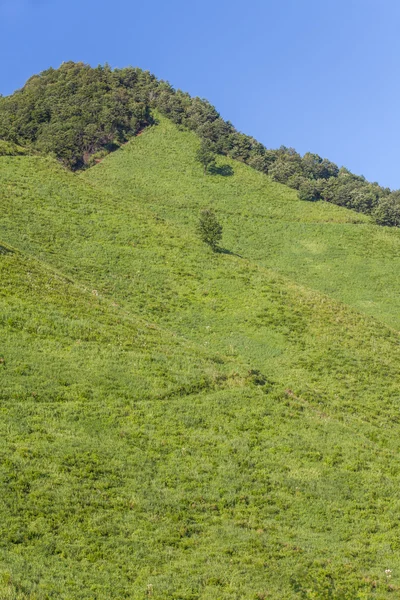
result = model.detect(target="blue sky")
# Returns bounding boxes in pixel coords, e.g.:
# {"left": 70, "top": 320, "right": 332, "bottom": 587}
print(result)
{"left": 1, "top": 0, "right": 400, "bottom": 188}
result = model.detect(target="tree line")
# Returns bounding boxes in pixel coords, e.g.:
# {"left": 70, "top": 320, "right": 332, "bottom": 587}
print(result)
{"left": 0, "top": 61, "right": 399, "bottom": 226}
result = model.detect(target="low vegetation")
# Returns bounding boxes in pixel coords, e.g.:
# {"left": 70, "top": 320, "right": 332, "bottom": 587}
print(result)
{"left": 1, "top": 110, "right": 400, "bottom": 597}
{"left": 3, "top": 63, "right": 400, "bottom": 598}
{"left": 1, "top": 62, "right": 399, "bottom": 225}
{"left": 0, "top": 140, "right": 29, "bottom": 156}
{"left": 197, "top": 208, "right": 223, "bottom": 251}
{"left": 85, "top": 116, "right": 400, "bottom": 331}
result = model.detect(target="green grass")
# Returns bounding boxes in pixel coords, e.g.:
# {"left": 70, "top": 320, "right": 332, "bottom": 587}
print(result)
{"left": 2, "top": 118, "right": 400, "bottom": 597}
{"left": 85, "top": 116, "right": 400, "bottom": 330}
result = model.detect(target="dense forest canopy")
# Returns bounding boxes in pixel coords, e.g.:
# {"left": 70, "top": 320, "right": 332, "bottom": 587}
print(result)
{"left": 0, "top": 61, "right": 399, "bottom": 225}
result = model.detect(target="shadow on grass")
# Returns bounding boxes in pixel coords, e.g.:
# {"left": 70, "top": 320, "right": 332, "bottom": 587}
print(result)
{"left": 216, "top": 247, "right": 243, "bottom": 257}
{"left": 0, "top": 245, "right": 13, "bottom": 255}
{"left": 209, "top": 164, "right": 234, "bottom": 177}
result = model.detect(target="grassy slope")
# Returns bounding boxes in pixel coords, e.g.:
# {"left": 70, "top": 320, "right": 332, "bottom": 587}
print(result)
{"left": 2, "top": 253, "right": 400, "bottom": 600}
{"left": 1, "top": 152, "right": 399, "bottom": 417}
{"left": 85, "top": 116, "right": 400, "bottom": 330}
{"left": 0, "top": 141, "right": 29, "bottom": 156}
{"left": 1, "top": 124, "right": 400, "bottom": 597}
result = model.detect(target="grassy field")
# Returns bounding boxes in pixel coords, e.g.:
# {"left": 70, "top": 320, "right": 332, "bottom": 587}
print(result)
{"left": 1, "top": 118, "right": 400, "bottom": 598}
{"left": 85, "top": 116, "right": 400, "bottom": 330}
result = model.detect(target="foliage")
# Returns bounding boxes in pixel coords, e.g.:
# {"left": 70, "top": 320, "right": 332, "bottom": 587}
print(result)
{"left": 195, "top": 139, "right": 216, "bottom": 174}
{"left": 0, "top": 140, "right": 28, "bottom": 156}
{"left": 1, "top": 61, "right": 400, "bottom": 227}
{"left": 0, "top": 62, "right": 261, "bottom": 170}
{"left": 297, "top": 178, "right": 321, "bottom": 201}
{"left": 197, "top": 207, "right": 223, "bottom": 250}
{"left": 3, "top": 95, "right": 400, "bottom": 599}
{"left": 0, "top": 62, "right": 153, "bottom": 169}
{"left": 269, "top": 149, "right": 394, "bottom": 218}
{"left": 373, "top": 191, "right": 400, "bottom": 226}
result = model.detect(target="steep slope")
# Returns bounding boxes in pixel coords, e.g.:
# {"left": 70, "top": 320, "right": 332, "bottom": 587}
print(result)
{"left": 1, "top": 246, "right": 233, "bottom": 402}
{"left": 1, "top": 149, "right": 399, "bottom": 411}
{"left": 2, "top": 61, "right": 399, "bottom": 227}
{"left": 2, "top": 247, "right": 400, "bottom": 598}
{"left": 2, "top": 127, "right": 400, "bottom": 597}
{"left": 0, "top": 248, "right": 256, "bottom": 599}
{"left": 85, "top": 116, "right": 400, "bottom": 330}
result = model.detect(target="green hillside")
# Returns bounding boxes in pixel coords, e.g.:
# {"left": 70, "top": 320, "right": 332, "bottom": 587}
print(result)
{"left": 85, "top": 116, "right": 400, "bottom": 330}
{"left": 2, "top": 113, "right": 400, "bottom": 598}
{"left": 1, "top": 61, "right": 399, "bottom": 225}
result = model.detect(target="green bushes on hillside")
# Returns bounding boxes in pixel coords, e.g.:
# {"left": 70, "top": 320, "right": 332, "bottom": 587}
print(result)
{"left": 0, "top": 140, "right": 28, "bottom": 156}
{"left": 0, "top": 63, "right": 153, "bottom": 169}
{"left": 197, "top": 208, "right": 223, "bottom": 250}
{"left": 1, "top": 61, "right": 400, "bottom": 225}
{"left": 196, "top": 139, "right": 216, "bottom": 174}
{"left": 268, "top": 149, "right": 395, "bottom": 220}
{"left": 0, "top": 62, "right": 267, "bottom": 171}
{"left": 373, "top": 191, "right": 400, "bottom": 226}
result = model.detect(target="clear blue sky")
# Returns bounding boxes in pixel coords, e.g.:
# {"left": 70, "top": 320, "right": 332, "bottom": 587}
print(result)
{"left": 1, "top": 0, "right": 400, "bottom": 188}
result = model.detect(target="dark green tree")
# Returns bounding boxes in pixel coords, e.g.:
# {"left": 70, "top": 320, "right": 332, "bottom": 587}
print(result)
{"left": 374, "top": 193, "right": 400, "bottom": 226}
{"left": 268, "top": 152, "right": 303, "bottom": 184}
{"left": 302, "top": 153, "right": 339, "bottom": 180}
{"left": 0, "top": 63, "right": 154, "bottom": 169}
{"left": 298, "top": 179, "right": 321, "bottom": 201}
{"left": 196, "top": 139, "right": 216, "bottom": 175}
{"left": 197, "top": 208, "right": 223, "bottom": 251}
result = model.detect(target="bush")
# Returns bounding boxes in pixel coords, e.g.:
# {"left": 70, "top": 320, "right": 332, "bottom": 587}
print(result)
{"left": 197, "top": 208, "right": 223, "bottom": 251}
{"left": 373, "top": 193, "right": 400, "bottom": 226}
{"left": 298, "top": 179, "right": 320, "bottom": 202}
{"left": 196, "top": 139, "right": 216, "bottom": 175}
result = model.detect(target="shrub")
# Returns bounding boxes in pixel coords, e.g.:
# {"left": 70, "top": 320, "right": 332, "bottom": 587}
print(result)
{"left": 197, "top": 208, "right": 223, "bottom": 251}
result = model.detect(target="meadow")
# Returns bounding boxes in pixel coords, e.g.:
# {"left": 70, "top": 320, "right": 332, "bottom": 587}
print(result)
{"left": 85, "top": 116, "right": 400, "bottom": 331}
{"left": 1, "top": 117, "right": 400, "bottom": 598}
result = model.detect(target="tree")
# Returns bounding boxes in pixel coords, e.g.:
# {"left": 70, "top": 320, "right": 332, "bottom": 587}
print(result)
{"left": 349, "top": 187, "right": 379, "bottom": 214}
{"left": 373, "top": 192, "right": 400, "bottom": 226}
{"left": 298, "top": 179, "right": 321, "bottom": 201}
{"left": 268, "top": 153, "right": 302, "bottom": 184}
{"left": 197, "top": 208, "right": 223, "bottom": 251}
{"left": 196, "top": 139, "right": 216, "bottom": 175}
{"left": 302, "top": 153, "right": 339, "bottom": 180}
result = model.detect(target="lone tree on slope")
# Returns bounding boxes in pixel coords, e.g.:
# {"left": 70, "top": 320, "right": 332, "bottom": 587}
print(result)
{"left": 196, "top": 139, "right": 216, "bottom": 175}
{"left": 197, "top": 208, "right": 223, "bottom": 251}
